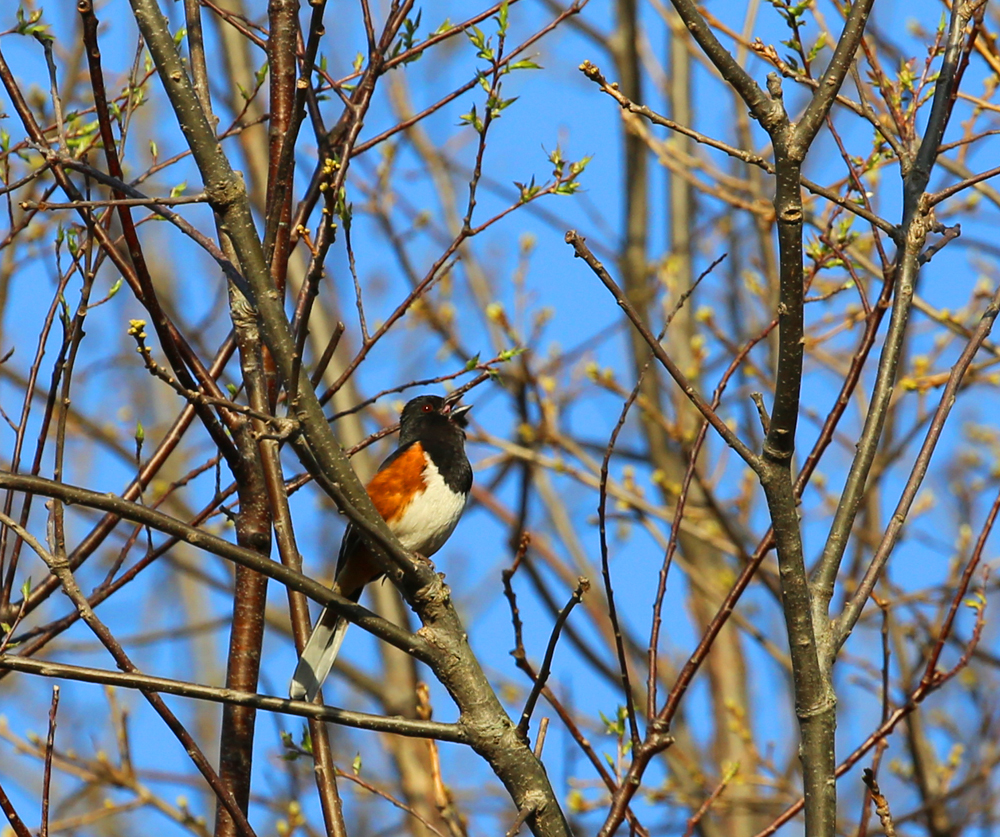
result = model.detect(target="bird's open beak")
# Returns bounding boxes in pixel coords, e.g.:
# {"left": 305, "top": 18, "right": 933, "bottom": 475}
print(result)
{"left": 447, "top": 402, "right": 472, "bottom": 424}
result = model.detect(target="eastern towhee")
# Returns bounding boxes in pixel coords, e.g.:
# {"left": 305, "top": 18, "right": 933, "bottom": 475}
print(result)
{"left": 289, "top": 394, "right": 473, "bottom": 701}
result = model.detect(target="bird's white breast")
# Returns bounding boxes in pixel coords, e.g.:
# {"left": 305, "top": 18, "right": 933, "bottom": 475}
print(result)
{"left": 392, "top": 456, "right": 467, "bottom": 556}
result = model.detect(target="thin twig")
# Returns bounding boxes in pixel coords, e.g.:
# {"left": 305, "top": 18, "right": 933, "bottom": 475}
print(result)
{"left": 682, "top": 763, "right": 737, "bottom": 837}
{"left": 39, "top": 684, "right": 59, "bottom": 837}
{"left": 505, "top": 801, "right": 537, "bottom": 837}
{"left": 533, "top": 717, "right": 550, "bottom": 759}
{"left": 20, "top": 194, "right": 209, "bottom": 209}
{"left": 517, "top": 578, "right": 589, "bottom": 738}
{"left": 566, "top": 230, "right": 759, "bottom": 468}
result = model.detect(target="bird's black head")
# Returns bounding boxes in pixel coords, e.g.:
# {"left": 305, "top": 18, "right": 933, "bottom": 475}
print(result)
{"left": 398, "top": 394, "right": 472, "bottom": 447}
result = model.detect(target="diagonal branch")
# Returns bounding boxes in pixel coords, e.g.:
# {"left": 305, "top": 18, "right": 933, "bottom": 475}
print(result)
{"left": 578, "top": 60, "right": 896, "bottom": 235}
{"left": 0, "top": 469, "right": 429, "bottom": 660}
{"left": 516, "top": 578, "right": 588, "bottom": 738}
{"left": 794, "top": 0, "right": 877, "bottom": 150}
{"left": 811, "top": 0, "right": 984, "bottom": 631}
{"left": 664, "top": 0, "right": 778, "bottom": 126}
{"left": 0, "top": 511, "right": 257, "bottom": 837}
{"left": 0, "top": 778, "right": 32, "bottom": 837}
{"left": 566, "top": 231, "right": 760, "bottom": 469}
{"left": 834, "top": 281, "right": 1000, "bottom": 647}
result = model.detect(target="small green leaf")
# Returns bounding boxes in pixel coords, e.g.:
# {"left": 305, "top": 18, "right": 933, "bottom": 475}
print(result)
{"left": 498, "top": 347, "right": 525, "bottom": 362}
{"left": 458, "top": 104, "right": 484, "bottom": 133}
{"left": 490, "top": 96, "right": 518, "bottom": 117}
{"left": 467, "top": 25, "right": 485, "bottom": 49}
{"left": 352, "top": 753, "right": 362, "bottom": 775}
{"left": 15, "top": 6, "right": 52, "bottom": 40}
{"left": 807, "top": 35, "right": 827, "bottom": 62}
{"left": 496, "top": 0, "right": 509, "bottom": 35}
{"left": 515, "top": 175, "right": 539, "bottom": 203}
{"left": 279, "top": 732, "right": 300, "bottom": 761}
{"left": 254, "top": 61, "right": 269, "bottom": 88}
{"left": 465, "top": 352, "right": 481, "bottom": 371}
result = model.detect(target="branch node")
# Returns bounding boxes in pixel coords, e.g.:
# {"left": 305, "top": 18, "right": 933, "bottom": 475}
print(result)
{"left": 751, "top": 392, "right": 771, "bottom": 434}
{"left": 767, "top": 72, "right": 784, "bottom": 100}
{"left": 862, "top": 768, "right": 897, "bottom": 837}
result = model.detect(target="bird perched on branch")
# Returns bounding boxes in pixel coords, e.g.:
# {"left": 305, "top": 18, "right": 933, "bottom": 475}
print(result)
{"left": 289, "top": 394, "right": 473, "bottom": 702}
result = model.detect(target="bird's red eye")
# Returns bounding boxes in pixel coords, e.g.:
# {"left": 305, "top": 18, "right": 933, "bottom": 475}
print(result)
{"left": 423, "top": 403, "right": 433, "bottom": 413}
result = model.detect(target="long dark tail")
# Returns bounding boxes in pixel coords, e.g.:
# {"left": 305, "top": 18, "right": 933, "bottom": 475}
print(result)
{"left": 289, "top": 607, "right": 350, "bottom": 702}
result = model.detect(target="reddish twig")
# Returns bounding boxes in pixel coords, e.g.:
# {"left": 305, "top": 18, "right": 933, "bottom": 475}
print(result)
{"left": 39, "top": 684, "right": 59, "bottom": 837}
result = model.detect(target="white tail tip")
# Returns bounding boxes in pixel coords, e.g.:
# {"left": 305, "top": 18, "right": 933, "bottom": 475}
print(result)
{"left": 289, "top": 608, "right": 350, "bottom": 702}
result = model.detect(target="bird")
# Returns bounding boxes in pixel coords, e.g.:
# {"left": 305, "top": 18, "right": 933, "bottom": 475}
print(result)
{"left": 289, "top": 393, "right": 473, "bottom": 702}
